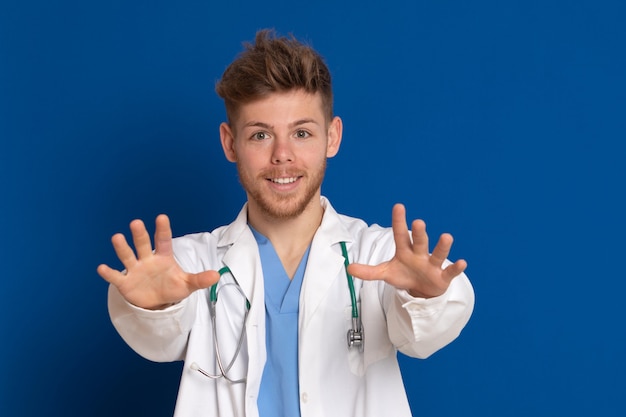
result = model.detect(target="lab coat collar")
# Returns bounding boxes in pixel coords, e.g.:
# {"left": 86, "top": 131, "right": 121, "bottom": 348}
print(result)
{"left": 216, "top": 203, "right": 259, "bottom": 318}
{"left": 216, "top": 197, "right": 355, "bottom": 329}
{"left": 216, "top": 197, "right": 354, "bottom": 247}
{"left": 316, "top": 196, "right": 354, "bottom": 245}
{"left": 217, "top": 202, "right": 250, "bottom": 248}
{"left": 301, "top": 197, "right": 356, "bottom": 328}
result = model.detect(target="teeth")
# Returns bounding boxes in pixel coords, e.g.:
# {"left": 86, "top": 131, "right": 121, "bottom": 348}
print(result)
{"left": 271, "top": 177, "right": 298, "bottom": 184}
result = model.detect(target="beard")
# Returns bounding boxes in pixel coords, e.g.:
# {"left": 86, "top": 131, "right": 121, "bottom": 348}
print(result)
{"left": 237, "top": 159, "right": 327, "bottom": 220}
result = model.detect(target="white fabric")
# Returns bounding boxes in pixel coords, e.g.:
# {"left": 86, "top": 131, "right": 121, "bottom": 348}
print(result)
{"left": 108, "top": 197, "right": 475, "bottom": 417}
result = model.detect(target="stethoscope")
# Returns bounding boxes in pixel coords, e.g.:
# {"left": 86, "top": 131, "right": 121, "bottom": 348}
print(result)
{"left": 190, "top": 241, "right": 363, "bottom": 384}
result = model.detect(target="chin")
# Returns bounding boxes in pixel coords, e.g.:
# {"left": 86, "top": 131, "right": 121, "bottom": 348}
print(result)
{"left": 258, "top": 197, "right": 310, "bottom": 219}
{"left": 248, "top": 188, "right": 321, "bottom": 220}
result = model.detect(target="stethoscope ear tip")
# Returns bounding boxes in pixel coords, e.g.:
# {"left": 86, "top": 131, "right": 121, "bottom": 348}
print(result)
{"left": 190, "top": 362, "right": 200, "bottom": 371}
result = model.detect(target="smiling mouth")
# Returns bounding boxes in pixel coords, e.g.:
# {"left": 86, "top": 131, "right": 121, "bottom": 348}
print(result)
{"left": 269, "top": 177, "right": 299, "bottom": 184}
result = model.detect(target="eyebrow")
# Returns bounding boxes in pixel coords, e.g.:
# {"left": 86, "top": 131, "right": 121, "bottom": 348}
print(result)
{"left": 242, "top": 118, "right": 320, "bottom": 130}
{"left": 289, "top": 118, "right": 319, "bottom": 128}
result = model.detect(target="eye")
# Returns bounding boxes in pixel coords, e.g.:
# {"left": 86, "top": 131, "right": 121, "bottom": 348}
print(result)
{"left": 252, "top": 131, "right": 269, "bottom": 140}
{"left": 295, "top": 129, "right": 311, "bottom": 139}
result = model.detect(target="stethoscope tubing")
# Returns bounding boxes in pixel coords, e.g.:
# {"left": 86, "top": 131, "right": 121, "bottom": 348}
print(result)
{"left": 192, "top": 241, "right": 363, "bottom": 382}
{"left": 196, "top": 279, "right": 249, "bottom": 384}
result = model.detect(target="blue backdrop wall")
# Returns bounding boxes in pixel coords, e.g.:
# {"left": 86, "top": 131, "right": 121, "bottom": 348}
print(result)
{"left": 2, "top": 0, "right": 625, "bottom": 416}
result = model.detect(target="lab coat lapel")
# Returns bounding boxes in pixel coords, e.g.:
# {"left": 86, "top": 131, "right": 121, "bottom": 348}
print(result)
{"left": 217, "top": 204, "right": 261, "bottom": 312}
{"left": 216, "top": 199, "right": 354, "bottom": 330}
{"left": 299, "top": 199, "right": 353, "bottom": 329}
{"left": 216, "top": 204, "right": 267, "bottom": 402}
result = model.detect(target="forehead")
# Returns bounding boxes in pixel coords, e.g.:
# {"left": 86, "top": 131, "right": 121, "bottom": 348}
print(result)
{"left": 233, "top": 90, "right": 327, "bottom": 129}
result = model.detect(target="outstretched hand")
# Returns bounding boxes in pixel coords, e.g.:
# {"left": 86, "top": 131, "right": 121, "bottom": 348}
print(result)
{"left": 97, "top": 215, "right": 220, "bottom": 310}
{"left": 347, "top": 204, "right": 467, "bottom": 299}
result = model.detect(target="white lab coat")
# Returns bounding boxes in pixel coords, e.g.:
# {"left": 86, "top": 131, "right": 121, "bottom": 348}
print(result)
{"left": 108, "top": 197, "right": 474, "bottom": 417}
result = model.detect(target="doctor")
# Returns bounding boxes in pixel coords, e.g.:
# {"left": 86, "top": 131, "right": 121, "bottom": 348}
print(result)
{"left": 98, "top": 29, "right": 475, "bottom": 417}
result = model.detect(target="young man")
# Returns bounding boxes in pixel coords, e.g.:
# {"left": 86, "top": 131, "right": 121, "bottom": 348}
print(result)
{"left": 98, "top": 30, "right": 475, "bottom": 417}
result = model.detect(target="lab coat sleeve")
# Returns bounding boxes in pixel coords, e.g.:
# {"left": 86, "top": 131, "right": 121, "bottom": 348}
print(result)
{"left": 108, "top": 282, "right": 200, "bottom": 363}
{"left": 384, "top": 269, "right": 475, "bottom": 359}
{"left": 107, "top": 231, "right": 222, "bottom": 363}
{"left": 353, "top": 221, "right": 475, "bottom": 359}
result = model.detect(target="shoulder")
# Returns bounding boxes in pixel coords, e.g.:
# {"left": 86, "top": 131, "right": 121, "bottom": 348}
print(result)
{"left": 351, "top": 221, "right": 395, "bottom": 263}
{"left": 172, "top": 230, "right": 220, "bottom": 252}
{"left": 170, "top": 226, "right": 228, "bottom": 273}
{"left": 336, "top": 212, "right": 389, "bottom": 238}
{"left": 330, "top": 211, "right": 395, "bottom": 263}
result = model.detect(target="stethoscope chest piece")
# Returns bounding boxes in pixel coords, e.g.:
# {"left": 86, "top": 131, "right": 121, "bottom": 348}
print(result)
{"left": 347, "top": 317, "right": 364, "bottom": 352}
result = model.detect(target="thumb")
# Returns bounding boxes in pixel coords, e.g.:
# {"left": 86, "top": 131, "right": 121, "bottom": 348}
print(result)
{"left": 187, "top": 270, "right": 221, "bottom": 291}
{"left": 347, "top": 262, "right": 389, "bottom": 282}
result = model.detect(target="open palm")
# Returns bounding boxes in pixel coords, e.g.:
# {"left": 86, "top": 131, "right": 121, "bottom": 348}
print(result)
{"left": 97, "top": 215, "right": 219, "bottom": 310}
{"left": 347, "top": 204, "right": 467, "bottom": 298}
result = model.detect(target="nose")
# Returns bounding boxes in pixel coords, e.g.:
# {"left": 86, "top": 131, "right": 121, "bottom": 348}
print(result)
{"left": 271, "top": 137, "right": 294, "bottom": 164}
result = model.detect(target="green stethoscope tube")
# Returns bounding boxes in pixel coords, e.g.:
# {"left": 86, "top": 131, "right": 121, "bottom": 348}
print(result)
{"left": 340, "top": 241, "right": 359, "bottom": 320}
{"left": 208, "top": 241, "right": 362, "bottom": 350}
{"left": 210, "top": 243, "right": 358, "bottom": 318}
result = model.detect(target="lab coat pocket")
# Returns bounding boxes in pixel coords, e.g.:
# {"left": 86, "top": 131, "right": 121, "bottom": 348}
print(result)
{"left": 346, "top": 286, "right": 395, "bottom": 376}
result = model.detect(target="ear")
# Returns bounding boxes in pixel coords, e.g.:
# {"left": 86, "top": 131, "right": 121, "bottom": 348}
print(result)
{"left": 326, "top": 116, "right": 343, "bottom": 158}
{"left": 220, "top": 122, "right": 237, "bottom": 162}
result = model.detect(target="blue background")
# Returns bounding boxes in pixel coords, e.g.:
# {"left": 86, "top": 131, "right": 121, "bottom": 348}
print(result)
{"left": 2, "top": 0, "right": 625, "bottom": 416}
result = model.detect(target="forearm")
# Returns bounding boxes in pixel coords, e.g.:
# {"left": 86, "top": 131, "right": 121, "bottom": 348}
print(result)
{"left": 108, "top": 285, "right": 197, "bottom": 362}
{"left": 386, "top": 272, "right": 475, "bottom": 358}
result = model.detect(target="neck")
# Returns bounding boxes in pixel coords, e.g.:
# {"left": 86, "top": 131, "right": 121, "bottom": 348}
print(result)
{"left": 248, "top": 196, "right": 324, "bottom": 247}
{"left": 247, "top": 196, "right": 324, "bottom": 278}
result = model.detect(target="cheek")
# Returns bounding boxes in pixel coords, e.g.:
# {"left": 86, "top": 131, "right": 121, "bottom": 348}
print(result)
{"left": 309, "top": 149, "right": 331, "bottom": 166}
{"left": 234, "top": 149, "right": 265, "bottom": 172}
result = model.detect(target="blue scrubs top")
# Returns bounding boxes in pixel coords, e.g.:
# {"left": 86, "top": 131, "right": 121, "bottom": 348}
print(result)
{"left": 251, "top": 227, "right": 310, "bottom": 417}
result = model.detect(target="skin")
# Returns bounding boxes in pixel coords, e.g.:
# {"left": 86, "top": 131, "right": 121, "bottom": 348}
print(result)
{"left": 97, "top": 89, "right": 467, "bottom": 309}
{"left": 219, "top": 90, "right": 341, "bottom": 278}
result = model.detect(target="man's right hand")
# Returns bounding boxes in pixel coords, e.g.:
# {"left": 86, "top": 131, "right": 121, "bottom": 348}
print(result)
{"left": 97, "top": 214, "right": 220, "bottom": 310}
